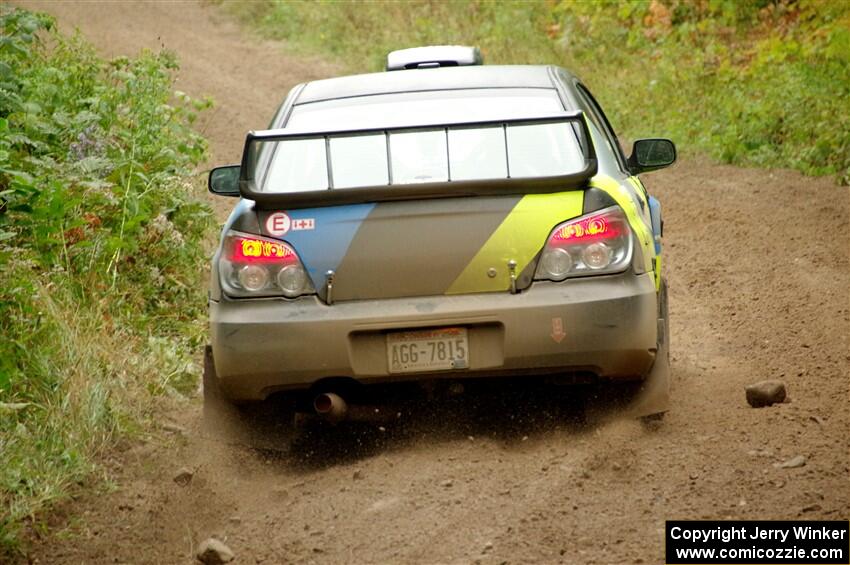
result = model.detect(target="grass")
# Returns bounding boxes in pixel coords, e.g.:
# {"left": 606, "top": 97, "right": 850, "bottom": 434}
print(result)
{"left": 225, "top": 0, "right": 850, "bottom": 184}
{"left": 0, "top": 8, "right": 214, "bottom": 556}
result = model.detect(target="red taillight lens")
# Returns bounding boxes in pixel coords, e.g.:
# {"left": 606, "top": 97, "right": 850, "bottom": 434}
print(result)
{"left": 550, "top": 213, "right": 622, "bottom": 244}
{"left": 220, "top": 231, "right": 314, "bottom": 298}
{"left": 535, "top": 206, "right": 632, "bottom": 281}
{"left": 229, "top": 235, "right": 298, "bottom": 264}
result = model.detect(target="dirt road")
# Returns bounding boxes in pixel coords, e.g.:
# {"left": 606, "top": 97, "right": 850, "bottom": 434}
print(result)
{"left": 17, "top": 2, "right": 850, "bottom": 564}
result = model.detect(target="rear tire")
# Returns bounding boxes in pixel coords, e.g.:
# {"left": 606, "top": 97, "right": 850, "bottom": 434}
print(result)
{"left": 658, "top": 276, "right": 670, "bottom": 362}
{"left": 202, "top": 345, "right": 241, "bottom": 432}
{"left": 630, "top": 277, "right": 671, "bottom": 421}
{"left": 203, "top": 346, "right": 297, "bottom": 449}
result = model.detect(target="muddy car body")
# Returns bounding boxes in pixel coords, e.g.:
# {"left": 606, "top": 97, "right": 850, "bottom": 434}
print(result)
{"left": 206, "top": 47, "right": 675, "bottom": 421}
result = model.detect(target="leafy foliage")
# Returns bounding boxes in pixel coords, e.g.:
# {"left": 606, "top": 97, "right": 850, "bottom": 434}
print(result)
{"left": 0, "top": 8, "right": 213, "bottom": 554}
{"left": 229, "top": 0, "right": 850, "bottom": 183}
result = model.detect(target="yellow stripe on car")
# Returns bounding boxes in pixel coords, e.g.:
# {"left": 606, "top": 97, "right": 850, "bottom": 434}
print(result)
{"left": 446, "top": 191, "right": 583, "bottom": 294}
{"left": 592, "top": 174, "right": 660, "bottom": 289}
{"left": 626, "top": 176, "right": 648, "bottom": 208}
{"left": 447, "top": 175, "right": 661, "bottom": 294}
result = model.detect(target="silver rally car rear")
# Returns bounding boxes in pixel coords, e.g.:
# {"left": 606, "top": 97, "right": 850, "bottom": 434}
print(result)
{"left": 206, "top": 48, "right": 674, "bottom": 419}
{"left": 210, "top": 269, "right": 658, "bottom": 401}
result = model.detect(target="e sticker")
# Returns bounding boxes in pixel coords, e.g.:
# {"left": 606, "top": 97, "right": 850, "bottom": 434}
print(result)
{"left": 265, "top": 212, "right": 291, "bottom": 236}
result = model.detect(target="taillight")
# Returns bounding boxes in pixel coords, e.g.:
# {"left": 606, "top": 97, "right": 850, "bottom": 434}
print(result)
{"left": 534, "top": 206, "right": 632, "bottom": 281}
{"left": 220, "top": 231, "right": 315, "bottom": 298}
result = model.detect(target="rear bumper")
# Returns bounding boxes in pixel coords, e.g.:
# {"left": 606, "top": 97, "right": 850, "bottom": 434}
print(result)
{"left": 210, "top": 272, "right": 658, "bottom": 401}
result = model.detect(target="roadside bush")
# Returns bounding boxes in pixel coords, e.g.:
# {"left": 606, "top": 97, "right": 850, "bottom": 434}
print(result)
{"left": 228, "top": 0, "right": 850, "bottom": 184}
{"left": 0, "top": 8, "right": 213, "bottom": 554}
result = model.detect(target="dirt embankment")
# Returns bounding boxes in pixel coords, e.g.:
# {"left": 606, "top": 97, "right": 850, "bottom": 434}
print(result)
{"left": 16, "top": 1, "right": 850, "bottom": 564}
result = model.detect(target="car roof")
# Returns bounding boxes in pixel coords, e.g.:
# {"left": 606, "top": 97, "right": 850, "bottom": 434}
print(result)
{"left": 295, "top": 65, "right": 570, "bottom": 105}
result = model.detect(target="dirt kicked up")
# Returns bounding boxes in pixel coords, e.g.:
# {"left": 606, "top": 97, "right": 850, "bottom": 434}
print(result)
{"left": 16, "top": 1, "right": 850, "bottom": 564}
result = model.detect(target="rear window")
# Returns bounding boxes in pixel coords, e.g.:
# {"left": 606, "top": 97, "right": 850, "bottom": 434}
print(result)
{"left": 252, "top": 89, "right": 589, "bottom": 193}
{"left": 287, "top": 88, "right": 564, "bottom": 130}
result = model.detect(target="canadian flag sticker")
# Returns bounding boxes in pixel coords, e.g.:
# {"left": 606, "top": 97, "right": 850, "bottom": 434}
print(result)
{"left": 291, "top": 218, "right": 315, "bottom": 231}
{"left": 265, "top": 212, "right": 291, "bottom": 236}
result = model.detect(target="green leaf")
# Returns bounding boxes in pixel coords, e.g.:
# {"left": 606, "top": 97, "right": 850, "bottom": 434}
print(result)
{"left": 73, "top": 110, "right": 100, "bottom": 126}
{"left": 74, "top": 156, "right": 112, "bottom": 175}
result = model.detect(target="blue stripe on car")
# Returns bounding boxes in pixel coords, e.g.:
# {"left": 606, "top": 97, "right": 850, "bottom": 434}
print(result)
{"left": 284, "top": 204, "right": 376, "bottom": 290}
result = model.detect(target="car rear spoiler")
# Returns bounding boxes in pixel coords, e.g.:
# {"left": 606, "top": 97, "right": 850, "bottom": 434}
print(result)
{"left": 238, "top": 112, "right": 598, "bottom": 209}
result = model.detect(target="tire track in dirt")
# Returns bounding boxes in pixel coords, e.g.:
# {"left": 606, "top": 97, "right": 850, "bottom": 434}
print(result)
{"left": 16, "top": 2, "right": 850, "bottom": 564}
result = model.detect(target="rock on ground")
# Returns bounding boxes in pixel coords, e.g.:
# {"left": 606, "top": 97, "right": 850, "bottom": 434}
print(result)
{"left": 173, "top": 467, "right": 194, "bottom": 486}
{"left": 774, "top": 455, "right": 806, "bottom": 469}
{"left": 196, "top": 538, "right": 234, "bottom": 564}
{"left": 161, "top": 422, "right": 186, "bottom": 434}
{"left": 745, "top": 380, "right": 787, "bottom": 407}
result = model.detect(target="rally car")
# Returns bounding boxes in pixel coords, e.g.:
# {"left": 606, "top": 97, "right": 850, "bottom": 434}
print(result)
{"left": 205, "top": 45, "right": 675, "bottom": 425}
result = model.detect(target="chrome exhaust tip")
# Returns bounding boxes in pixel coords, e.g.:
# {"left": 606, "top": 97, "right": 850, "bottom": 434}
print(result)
{"left": 313, "top": 392, "right": 347, "bottom": 423}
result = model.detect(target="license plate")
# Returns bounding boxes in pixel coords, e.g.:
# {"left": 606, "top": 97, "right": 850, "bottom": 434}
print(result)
{"left": 387, "top": 327, "right": 469, "bottom": 374}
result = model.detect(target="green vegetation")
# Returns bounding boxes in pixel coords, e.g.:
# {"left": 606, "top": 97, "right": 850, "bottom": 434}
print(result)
{"left": 228, "top": 0, "right": 850, "bottom": 183}
{"left": 0, "top": 8, "right": 213, "bottom": 554}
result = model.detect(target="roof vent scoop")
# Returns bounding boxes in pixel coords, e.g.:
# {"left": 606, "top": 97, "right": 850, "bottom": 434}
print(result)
{"left": 386, "top": 45, "right": 483, "bottom": 71}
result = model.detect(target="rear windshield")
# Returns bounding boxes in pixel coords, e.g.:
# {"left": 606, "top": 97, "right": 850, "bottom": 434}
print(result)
{"left": 287, "top": 88, "right": 564, "bottom": 130}
{"left": 256, "top": 89, "right": 586, "bottom": 193}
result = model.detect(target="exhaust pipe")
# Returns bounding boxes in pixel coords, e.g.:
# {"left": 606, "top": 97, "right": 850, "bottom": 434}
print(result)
{"left": 312, "top": 392, "right": 402, "bottom": 424}
{"left": 313, "top": 392, "right": 347, "bottom": 423}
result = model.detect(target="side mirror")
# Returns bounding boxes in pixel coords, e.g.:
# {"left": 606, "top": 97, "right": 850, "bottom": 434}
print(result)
{"left": 628, "top": 139, "right": 676, "bottom": 174}
{"left": 208, "top": 165, "right": 241, "bottom": 197}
